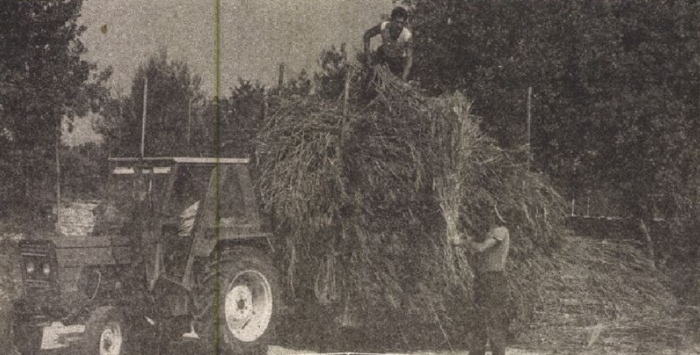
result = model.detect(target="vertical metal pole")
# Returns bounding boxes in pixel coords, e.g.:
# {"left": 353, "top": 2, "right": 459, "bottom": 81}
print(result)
{"left": 262, "top": 87, "right": 268, "bottom": 120}
{"left": 187, "top": 96, "right": 193, "bottom": 145}
{"left": 55, "top": 129, "right": 61, "bottom": 233}
{"left": 527, "top": 86, "right": 532, "bottom": 170}
{"left": 141, "top": 77, "right": 148, "bottom": 159}
{"left": 278, "top": 63, "right": 285, "bottom": 89}
{"left": 213, "top": 0, "right": 222, "bottom": 349}
{"left": 343, "top": 69, "right": 351, "bottom": 117}
{"left": 586, "top": 194, "right": 590, "bottom": 217}
{"left": 258, "top": 88, "right": 269, "bottom": 166}
{"left": 214, "top": 0, "right": 221, "bottom": 159}
{"left": 118, "top": 96, "right": 123, "bottom": 155}
{"left": 697, "top": 14, "right": 700, "bottom": 324}
{"left": 340, "top": 69, "right": 351, "bottom": 166}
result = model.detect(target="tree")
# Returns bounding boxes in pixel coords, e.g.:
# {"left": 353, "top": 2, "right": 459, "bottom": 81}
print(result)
{"left": 281, "top": 69, "right": 312, "bottom": 98}
{"left": 97, "top": 49, "right": 207, "bottom": 157}
{"left": 61, "top": 142, "right": 108, "bottom": 200}
{"left": 220, "top": 79, "right": 266, "bottom": 156}
{"left": 0, "top": 0, "right": 100, "bottom": 215}
{"left": 403, "top": 0, "right": 700, "bottom": 260}
{"left": 218, "top": 69, "right": 313, "bottom": 158}
{"left": 315, "top": 44, "right": 350, "bottom": 100}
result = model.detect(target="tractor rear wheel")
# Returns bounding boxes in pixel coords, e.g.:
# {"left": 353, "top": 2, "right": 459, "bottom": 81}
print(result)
{"left": 195, "top": 247, "right": 280, "bottom": 355}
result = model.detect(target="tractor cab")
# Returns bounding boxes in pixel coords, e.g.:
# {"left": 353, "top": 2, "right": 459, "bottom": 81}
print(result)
{"left": 13, "top": 157, "right": 279, "bottom": 355}
{"left": 103, "top": 156, "right": 271, "bottom": 289}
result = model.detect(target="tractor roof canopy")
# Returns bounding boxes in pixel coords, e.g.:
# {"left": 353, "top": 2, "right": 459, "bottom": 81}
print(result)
{"left": 109, "top": 156, "right": 249, "bottom": 165}
{"left": 98, "top": 156, "right": 262, "bottom": 237}
{"left": 108, "top": 157, "right": 250, "bottom": 175}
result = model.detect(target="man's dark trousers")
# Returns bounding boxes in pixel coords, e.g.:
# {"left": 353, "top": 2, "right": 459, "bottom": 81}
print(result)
{"left": 470, "top": 271, "right": 510, "bottom": 355}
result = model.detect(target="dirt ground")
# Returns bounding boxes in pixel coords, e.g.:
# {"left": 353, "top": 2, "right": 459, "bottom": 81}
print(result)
{"left": 13, "top": 344, "right": 700, "bottom": 355}
{"left": 268, "top": 345, "right": 700, "bottom": 355}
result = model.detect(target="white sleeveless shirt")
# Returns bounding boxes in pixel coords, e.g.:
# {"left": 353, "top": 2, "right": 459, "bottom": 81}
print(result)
{"left": 379, "top": 21, "right": 412, "bottom": 58}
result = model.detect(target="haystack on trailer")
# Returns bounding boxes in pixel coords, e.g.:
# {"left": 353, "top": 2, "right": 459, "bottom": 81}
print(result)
{"left": 256, "top": 66, "right": 567, "bottom": 348}
{"left": 12, "top": 157, "right": 281, "bottom": 355}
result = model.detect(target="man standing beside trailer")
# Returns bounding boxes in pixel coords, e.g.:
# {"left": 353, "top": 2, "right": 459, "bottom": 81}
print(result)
{"left": 452, "top": 205, "right": 512, "bottom": 355}
{"left": 363, "top": 6, "right": 414, "bottom": 81}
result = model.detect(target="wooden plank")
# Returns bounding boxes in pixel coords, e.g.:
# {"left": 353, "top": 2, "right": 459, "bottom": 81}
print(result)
{"left": 108, "top": 157, "right": 249, "bottom": 164}
{"left": 173, "top": 157, "right": 249, "bottom": 164}
{"left": 112, "top": 166, "right": 172, "bottom": 175}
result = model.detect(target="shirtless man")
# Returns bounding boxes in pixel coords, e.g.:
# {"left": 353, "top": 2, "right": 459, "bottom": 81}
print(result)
{"left": 452, "top": 205, "right": 511, "bottom": 355}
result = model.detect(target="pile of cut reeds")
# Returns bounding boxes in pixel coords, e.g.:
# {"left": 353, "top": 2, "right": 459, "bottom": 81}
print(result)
{"left": 257, "top": 66, "right": 566, "bottom": 345}
{"left": 522, "top": 237, "right": 697, "bottom": 354}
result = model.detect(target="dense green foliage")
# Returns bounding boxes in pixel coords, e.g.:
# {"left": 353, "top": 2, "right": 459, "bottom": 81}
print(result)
{"left": 97, "top": 50, "right": 208, "bottom": 157}
{"left": 96, "top": 50, "right": 317, "bottom": 158}
{"left": 402, "top": 0, "right": 700, "bottom": 254}
{"left": 0, "top": 0, "right": 102, "bottom": 214}
{"left": 60, "top": 142, "right": 108, "bottom": 200}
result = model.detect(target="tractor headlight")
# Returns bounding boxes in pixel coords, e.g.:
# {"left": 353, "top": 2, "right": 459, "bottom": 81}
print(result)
{"left": 26, "top": 261, "right": 35, "bottom": 274}
{"left": 42, "top": 263, "right": 51, "bottom": 275}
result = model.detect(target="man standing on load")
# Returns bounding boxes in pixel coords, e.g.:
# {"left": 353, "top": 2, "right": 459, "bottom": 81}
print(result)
{"left": 363, "top": 6, "right": 414, "bottom": 81}
{"left": 452, "top": 205, "right": 512, "bottom": 355}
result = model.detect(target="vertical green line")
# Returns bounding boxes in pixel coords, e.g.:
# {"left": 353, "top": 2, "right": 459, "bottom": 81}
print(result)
{"left": 214, "top": 0, "right": 222, "bottom": 354}
{"left": 214, "top": 0, "right": 222, "bottom": 157}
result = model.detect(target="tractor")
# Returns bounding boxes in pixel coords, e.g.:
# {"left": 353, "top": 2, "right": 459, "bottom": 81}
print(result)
{"left": 12, "top": 156, "right": 281, "bottom": 355}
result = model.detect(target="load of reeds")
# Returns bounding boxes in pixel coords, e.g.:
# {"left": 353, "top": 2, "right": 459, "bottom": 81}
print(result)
{"left": 257, "top": 66, "right": 565, "bottom": 345}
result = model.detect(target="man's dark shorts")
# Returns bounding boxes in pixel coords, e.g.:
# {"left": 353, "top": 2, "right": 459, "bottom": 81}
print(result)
{"left": 375, "top": 45, "right": 405, "bottom": 78}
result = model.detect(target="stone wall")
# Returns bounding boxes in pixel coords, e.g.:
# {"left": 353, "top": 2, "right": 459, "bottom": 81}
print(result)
{"left": 56, "top": 201, "right": 99, "bottom": 236}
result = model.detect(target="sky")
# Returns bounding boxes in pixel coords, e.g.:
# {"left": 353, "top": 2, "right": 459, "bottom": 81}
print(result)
{"left": 78, "top": 0, "right": 394, "bottom": 94}
{"left": 65, "top": 0, "right": 394, "bottom": 145}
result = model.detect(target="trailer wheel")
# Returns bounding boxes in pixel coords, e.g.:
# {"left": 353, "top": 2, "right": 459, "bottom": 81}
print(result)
{"left": 195, "top": 247, "right": 280, "bottom": 355}
{"left": 80, "top": 306, "right": 128, "bottom": 355}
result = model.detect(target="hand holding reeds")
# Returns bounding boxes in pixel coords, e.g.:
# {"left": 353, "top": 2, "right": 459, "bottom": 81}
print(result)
{"left": 450, "top": 233, "right": 474, "bottom": 249}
